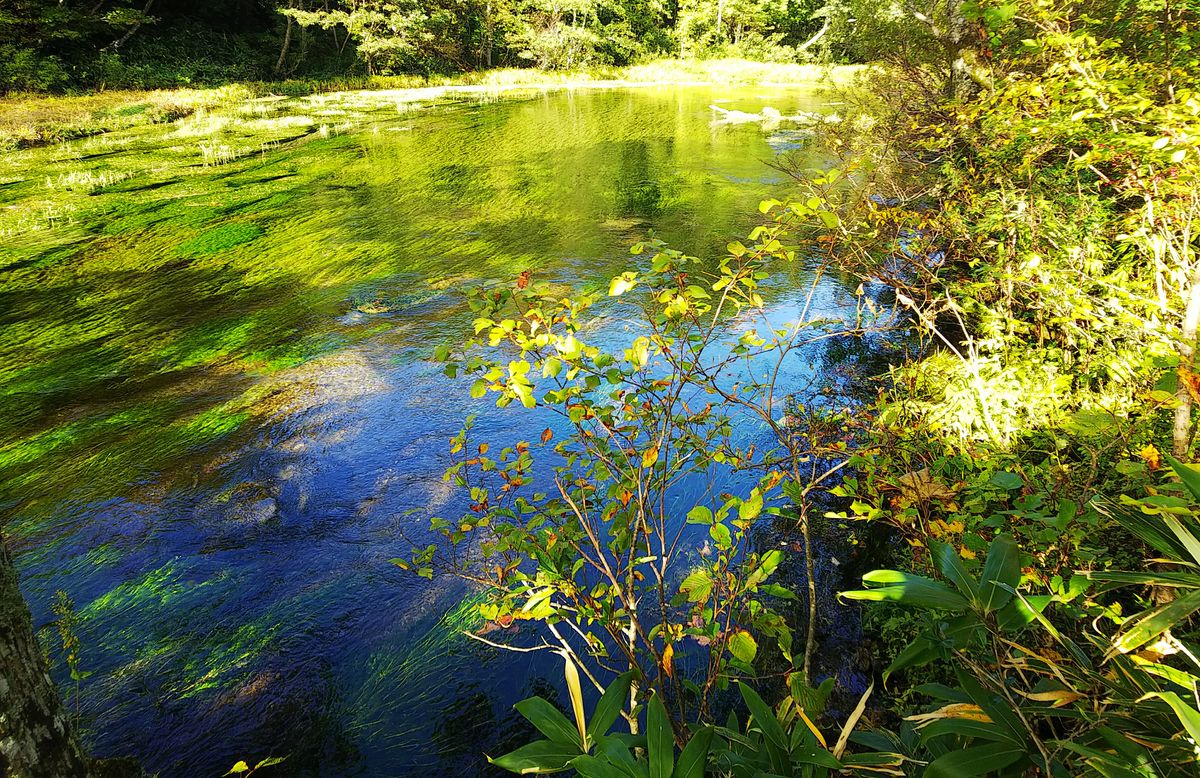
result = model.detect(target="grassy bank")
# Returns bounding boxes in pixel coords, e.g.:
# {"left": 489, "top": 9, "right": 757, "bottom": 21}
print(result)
{"left": 0, "top": 59, "right": 863, "bottom": 151}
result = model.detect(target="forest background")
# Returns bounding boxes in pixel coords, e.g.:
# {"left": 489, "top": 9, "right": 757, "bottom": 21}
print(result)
{"left": 2, "top": 0, "right": 862, "bottom": 92}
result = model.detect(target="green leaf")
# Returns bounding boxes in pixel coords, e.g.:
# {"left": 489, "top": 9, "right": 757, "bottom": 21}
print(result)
{"left": 647, "top": 694, "right": 674, "bottom": 778}
{"left": 931, "top": 540, "right": 978, "bottom": 602}
{"left": 569, "top": 755, "right": 629, "bottom": 778}
{"left": 883, "top": 638, "right": 939, "bottom": 685}
{"left": 1165, "top": 455, "right": 1200, "bottom": 501}
{"left": 686, "top": 506, "right": 713, "bottom": 525}
{"left": 996, "top": 595, "right": 1052, "bottom": 632}
{"left": 978, "top": 534, "right": 1020, "bottom": 612}
{"left": 1163, "top": 515, "right": 1200, "bottom": 567}
{"left": 588, "top": 671, "right": 635, "bottom": 740}
{"left": 679, "top": 569, "right": 714, "bottom": 603}
{"left": 736, "top": 681, "right": 787, "bottom": 752}
{"left": 842, "top": 571, "right": 970, "bottom": 610}
{"left": 609, "top": 273, "right": 638, "bottom": 296}
{"left": 1113, "top": 588, "right": 1200, "bottom": 654}
{"left": 1088, "top": 571, "right": 1200, "bottom": 590}
{"left": 760, "top": 583, "right": 796, "bottom": 600}
{"left": 728, "top": 631, "right": 757, "bottom": 664}
{"left": 954, "top": 668, "right": 1026, "bottom": 742}
{"left": 489, "top": 740, "right": 581, "bottom": 774}
{"left": 918, "top": 717, "right": 1019, "bottom": 745}
{"left": 434, "top": 344, "right": 451, "bottom": 361}
{"left": 923, "top": 742, "right": 1024, "bottom": 777}
{"left": 1109, "top": 501, "right": 1194, "bottom": 558}
{"left": 709, "top": 523, "right": 732, "bottom": 550}
{"left": 840, "top": 753, "right": 906, "bottom": 771}
{"left": 739, "top": 491, "right": 763, "bottom": 523}
{"left": 224, "top": 762, "right": 250, "bottom": 776}
{"left": 791, "top": 747, "right": 843, "bottom": 769}
{"left": 791, "top": 676, "right": 834, "bottom": 716}
{"left": 516, "top": 696, "right": 583, "bottom": 748}
{"left": 989, "top": 471, "right": 1024, "bottom": 490}
{"left": 509, "top": 379, "right": 536, "bottom": 408}
{"left": 672, "top": 726, "right": 713, "bottom": 778}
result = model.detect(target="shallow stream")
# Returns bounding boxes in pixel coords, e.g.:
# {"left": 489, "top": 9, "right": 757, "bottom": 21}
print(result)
{"left": 0, "top": 84, "right": 862, "bottom": 776}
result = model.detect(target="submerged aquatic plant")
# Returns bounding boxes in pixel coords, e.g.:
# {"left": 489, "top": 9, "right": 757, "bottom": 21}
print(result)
{"left": 176, "top": 223, "right": 264, "bottom": 256}
{"left": 405, "top": 181, "right": 890, "bottom": 742}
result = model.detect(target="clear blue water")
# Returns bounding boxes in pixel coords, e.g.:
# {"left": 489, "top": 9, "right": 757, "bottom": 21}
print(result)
{"left": 0, "top": 85, "right": 862, "bottom": 776}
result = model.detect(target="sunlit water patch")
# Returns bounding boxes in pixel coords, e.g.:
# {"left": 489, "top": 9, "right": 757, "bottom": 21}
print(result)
{"left": 0, "top": 85, "right": 869, "bottom": 776}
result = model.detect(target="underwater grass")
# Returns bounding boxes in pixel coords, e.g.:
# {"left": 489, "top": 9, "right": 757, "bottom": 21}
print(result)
{"left": 342, "top": 592, "right": 486, "bottom": 746}
{"left": 177, "top": 223, "right": 264, "bottom": 256}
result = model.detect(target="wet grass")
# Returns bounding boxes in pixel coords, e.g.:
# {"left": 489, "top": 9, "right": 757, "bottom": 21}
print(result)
{"left": 0, "top": 85, "right": 258, "bottom": 151}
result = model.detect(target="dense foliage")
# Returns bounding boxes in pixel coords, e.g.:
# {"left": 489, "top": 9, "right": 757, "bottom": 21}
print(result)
{"left": 2, "top": 0, "right": 843, "bottom": 91}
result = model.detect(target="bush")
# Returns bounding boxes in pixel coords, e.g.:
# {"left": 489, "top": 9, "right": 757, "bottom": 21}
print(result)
{"left": 0, "top": 46, "right": 70, "bottom": 92}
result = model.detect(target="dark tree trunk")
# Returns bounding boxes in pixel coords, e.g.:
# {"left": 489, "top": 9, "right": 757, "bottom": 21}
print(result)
{"left": 275, "top": 10, "right": 295, "bottom": 75}
{"left": 0, "top": 535, "right": 92, "bottom": 778}
{"left": 106, "top": 0, "right": 157, "bottom": 51}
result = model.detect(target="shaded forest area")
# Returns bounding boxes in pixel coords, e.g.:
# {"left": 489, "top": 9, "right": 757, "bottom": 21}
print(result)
{"left": 3, "top": 0, "right": 855, "bottom": 91}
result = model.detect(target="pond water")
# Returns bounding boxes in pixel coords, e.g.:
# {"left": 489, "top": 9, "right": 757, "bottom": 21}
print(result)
{"left": 0, "top": 84, "right": 864, "bottom": 776}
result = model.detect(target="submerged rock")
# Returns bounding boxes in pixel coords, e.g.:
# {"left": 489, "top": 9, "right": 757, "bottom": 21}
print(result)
{"left": 240, "top": 497, "right": 278, "bottom": 524}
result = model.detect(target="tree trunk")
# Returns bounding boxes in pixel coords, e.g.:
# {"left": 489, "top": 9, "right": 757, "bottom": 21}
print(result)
{"left": 797, "top": 17, "right": 830, "bottom": 53}
{"left": 106, "top": 0, "right": 156, "bottom": 51}
{"left": 1173, "top": 266, "right": 1200, "bottom": 456}
{"left": 483, "top": 0, "right": 493, "bottom": 68}
{"left": 0, "top": 534, "right": 92, "bottom": 778}
{"left": 275, "top": 5, "right": 295, "bottom": 75}
{"left": 800, "top": 502, "right": 817, "bottom": 685}
{"left": 947, "top": 0, "right": 979, "bottom": 101}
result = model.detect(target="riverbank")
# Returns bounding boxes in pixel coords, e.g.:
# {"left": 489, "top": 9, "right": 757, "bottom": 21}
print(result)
{"left": 818, "top": 4, "right": 1200, "bottom": 772}
{"left": 0, "top": 59, "right": 865, "bottom": 151}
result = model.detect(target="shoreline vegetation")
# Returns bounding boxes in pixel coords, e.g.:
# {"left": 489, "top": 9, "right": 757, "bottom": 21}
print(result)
{"left": 0, "top": 59, "right": 864, "bottom": 151}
